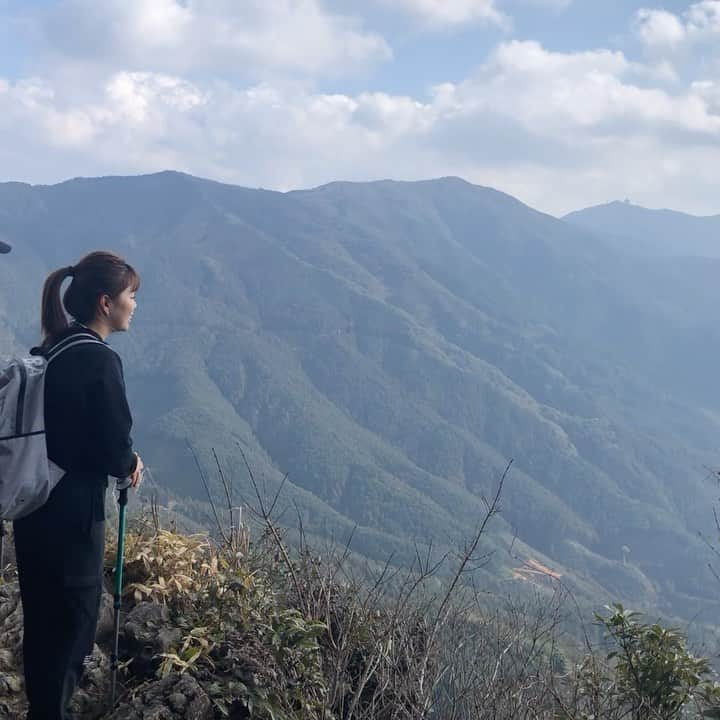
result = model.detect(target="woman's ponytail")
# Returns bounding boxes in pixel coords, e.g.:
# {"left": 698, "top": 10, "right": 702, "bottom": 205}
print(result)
{"left": 41, "top": 265, "right": 74, "bottom": 342}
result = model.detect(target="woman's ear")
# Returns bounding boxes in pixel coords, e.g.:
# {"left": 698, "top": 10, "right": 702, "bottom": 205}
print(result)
{"left": 98, "top": 294, "right": 112, "bottom": 318}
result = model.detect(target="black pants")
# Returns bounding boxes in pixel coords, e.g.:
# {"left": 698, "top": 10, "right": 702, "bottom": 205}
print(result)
{"left": 13, "top": 473, "right": 107, "bottom": 720}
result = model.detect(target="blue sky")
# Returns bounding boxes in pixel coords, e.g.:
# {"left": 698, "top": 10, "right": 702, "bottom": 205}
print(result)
{"left": 346, "top": 0, "right": 695, "bottom": 95}
{"left": 0, "top": 0, "right": 718, "bottom": 215}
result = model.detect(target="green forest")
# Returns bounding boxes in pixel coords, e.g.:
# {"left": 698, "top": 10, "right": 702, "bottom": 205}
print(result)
{"left": 2, "top": 172, "right": 720, "bottom": 626}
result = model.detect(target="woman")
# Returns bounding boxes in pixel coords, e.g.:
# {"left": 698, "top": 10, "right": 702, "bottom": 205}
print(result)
{"left": 13, "top": 251, "right": 144, "bottom": 720}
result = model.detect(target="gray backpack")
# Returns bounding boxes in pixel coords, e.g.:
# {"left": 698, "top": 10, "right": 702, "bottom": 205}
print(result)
{"left": 0, "top": 333, "right": 105, "bottom": 520}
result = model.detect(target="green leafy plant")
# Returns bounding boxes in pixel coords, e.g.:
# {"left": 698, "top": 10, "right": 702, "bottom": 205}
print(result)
{"left": 593, "top": 604, "right": 720, "bottom": 720}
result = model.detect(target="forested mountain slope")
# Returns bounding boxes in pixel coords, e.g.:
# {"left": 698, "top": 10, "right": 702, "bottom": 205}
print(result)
{"left": 1, "top": 172, "right": 718, "bottom": 620}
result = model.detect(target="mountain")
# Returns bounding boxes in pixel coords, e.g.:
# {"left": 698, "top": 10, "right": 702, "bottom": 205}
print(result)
{"left": 564, "top": 200, "right": 720, "bottom": 258}
{"left": 1, "top": 172, "right": 719, "bottom": 622}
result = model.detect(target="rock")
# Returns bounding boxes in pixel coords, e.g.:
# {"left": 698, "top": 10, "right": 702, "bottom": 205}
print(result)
{"left": 107, "top": 672, "right": 213, "bottom": 720}
{"left": 0, "top": 582, "right": 26, "bottom": 719}
{"left": 0, "top": 582, "right": 23, "bottom": 653}
{"left": 0, "top": 582, "right": 114, "bottom": 720}
{"left": 0, "top": 527, "right": 16, "bottom": 571}
{"left": 0, "top": 672, "right": 22, "bottom": 694}
{"left": 67, "top": 644, "right": 112, "bottom": 720}
{"left": 0, "top": 648, "right": 15, "bottom": 672}
{"left": 0, "top": 582, "right": 211, "bottom": 720}
{"left": 0, "top": 698, "right": 20, "bottom": 720}
{"left": 122, "top": 603, "right": 183, "bottom": 678}
{"left": 167, "top": 692, "right": 187, "bottom": 712}
{"left": 95, "top": 589, "right": 116, "bottom": 645}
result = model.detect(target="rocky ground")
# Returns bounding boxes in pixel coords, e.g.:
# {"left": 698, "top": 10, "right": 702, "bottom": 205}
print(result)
{"left": 0, "top": 580, "right": 214, "bottom": 720}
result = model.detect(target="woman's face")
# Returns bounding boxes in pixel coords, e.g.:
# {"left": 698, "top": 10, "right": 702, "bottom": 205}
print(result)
{"left": 108, "top": 286, "right": 137, "bottom": 332}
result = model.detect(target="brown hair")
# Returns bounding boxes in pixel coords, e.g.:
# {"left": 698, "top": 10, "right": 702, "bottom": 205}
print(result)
{"left": 41, "top": 251, "right": 140, "bottom": 343}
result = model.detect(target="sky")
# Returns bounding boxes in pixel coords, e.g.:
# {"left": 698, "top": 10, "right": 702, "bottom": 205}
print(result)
{"left": 0, "top": 0, "right": 718, "bottom": 216}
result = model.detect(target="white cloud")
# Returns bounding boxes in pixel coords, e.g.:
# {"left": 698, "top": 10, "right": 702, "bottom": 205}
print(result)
{"left": 447, "top": 41, "right": 720, "bottom": 135}
{"left": 693, "top": 79, "right": 720, "bottom": 113}
{"left": 686, "top": 0, "right": 720, "bottom": 34}
{"left": 427, "top": 42, "right": 720, "bottom": 211}
{"left": 40, "top": 0, "right": 392, "bottom": 77}
{"left": 2, "top": 38, "right": 720, "bottom": 216}
{"left": 2, "top": 0, "right": 720, "bottom": 215}
{"left": 105, "top": 73, "right": 206, "bottom": 126}
{"left": 636, "top": 1, "right": 720, "bottom": 53}
{"left": 636, "top": 9, "right": 686, "bottom": 51}
{"left": 382, "top": 0, "right": 508, "bottom": 27}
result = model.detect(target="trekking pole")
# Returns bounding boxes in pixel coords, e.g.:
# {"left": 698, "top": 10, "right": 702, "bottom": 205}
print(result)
{"left": 110, "top": 476, "right": 132, "bottom": 708}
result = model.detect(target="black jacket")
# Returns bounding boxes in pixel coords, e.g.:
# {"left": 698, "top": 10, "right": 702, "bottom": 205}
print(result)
{"left": 31, "top": 324, "right": 137, "bottom": 482}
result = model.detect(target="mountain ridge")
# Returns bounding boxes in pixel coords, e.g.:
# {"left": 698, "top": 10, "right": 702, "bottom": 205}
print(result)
{"left": 565, "top": 200, "right": 720, "bottom": 258}
{"left": 1, "top": 171, "right": 719, "bottom": 624}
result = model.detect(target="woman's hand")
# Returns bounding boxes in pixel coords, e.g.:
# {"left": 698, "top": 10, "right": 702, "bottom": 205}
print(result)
{"left": 130, "top": 453, "right": 144, "bottom": 489}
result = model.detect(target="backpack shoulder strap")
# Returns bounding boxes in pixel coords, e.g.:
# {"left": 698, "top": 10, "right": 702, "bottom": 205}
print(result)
{"left": 45, "top": 333, "right": 108, "bottom": 366}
